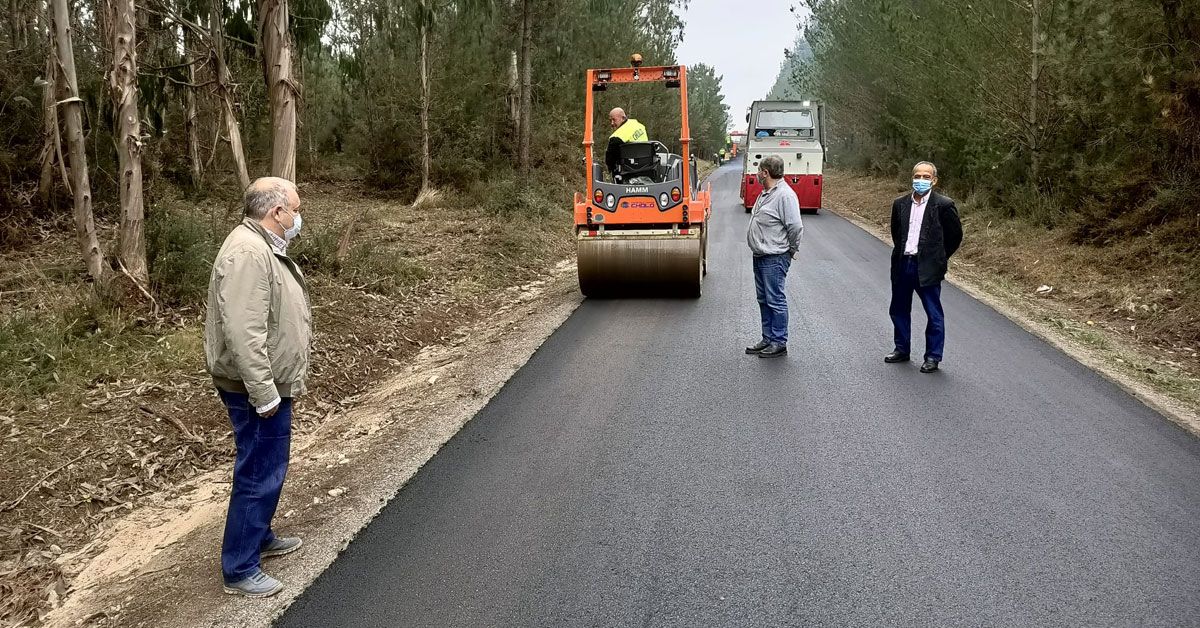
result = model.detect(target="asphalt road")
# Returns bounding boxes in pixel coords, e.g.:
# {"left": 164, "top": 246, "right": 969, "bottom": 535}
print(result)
{"left": 278, "top": 163, "right": 1200, "bottom": 627}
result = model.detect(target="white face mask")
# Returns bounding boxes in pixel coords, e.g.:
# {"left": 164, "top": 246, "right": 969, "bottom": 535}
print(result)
{"left": 277, "top": 207, "right": 303, "bottom": 241}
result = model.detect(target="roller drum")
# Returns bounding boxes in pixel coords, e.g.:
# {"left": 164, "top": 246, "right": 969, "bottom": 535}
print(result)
{"left": 577, "top": 230, "right": 703, "bottom": 298}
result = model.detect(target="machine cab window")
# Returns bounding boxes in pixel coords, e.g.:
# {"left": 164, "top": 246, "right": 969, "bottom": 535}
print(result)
{"left": 754, "top": 110, "right": 815, "bottom": 139}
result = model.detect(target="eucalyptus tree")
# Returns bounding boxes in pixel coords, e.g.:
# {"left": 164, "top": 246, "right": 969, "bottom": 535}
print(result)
{"left": 259, "top": 0, "right": 298, "bottom": 181}
{"left": 107, "top": 0, "right": 148, "bottom": 283}
{"left": 50, "top": 0, "right": 105, "bottom": 284}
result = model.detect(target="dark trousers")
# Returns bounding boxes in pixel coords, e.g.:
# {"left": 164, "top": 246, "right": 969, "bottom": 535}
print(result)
{"left": 889, "top": 256, "right": 945, "bottom": 361}
{"left": 218, "top": 390, "right": 292, "bottom": 583}
{"left": 753, "top": 253, "right": 791, "bottom": 345}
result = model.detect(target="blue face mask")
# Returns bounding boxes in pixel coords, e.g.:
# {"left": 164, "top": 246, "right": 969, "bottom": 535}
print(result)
{"left": 278, "top": 207, "right": 303, "bottom": 241}
{"left": 912, "top": 179, "right": 933, "bottom": 195}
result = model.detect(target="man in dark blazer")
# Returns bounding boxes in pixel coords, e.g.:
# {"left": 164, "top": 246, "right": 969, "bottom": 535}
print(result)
{"left": 885, "top": 161, "right": 963, "bottom": 373}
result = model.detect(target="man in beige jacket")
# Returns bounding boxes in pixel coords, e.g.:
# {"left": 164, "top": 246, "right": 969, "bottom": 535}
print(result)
{"left": 204, "top": 177, "right": 311, "bottom": 598}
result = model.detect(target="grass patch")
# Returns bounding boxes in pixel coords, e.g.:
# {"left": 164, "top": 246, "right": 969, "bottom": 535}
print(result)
{"left": 344, "top": 243, "right": 431, "bottom": 293}
{"left": 0, "top": 292, "right": 201, "bottom": 407}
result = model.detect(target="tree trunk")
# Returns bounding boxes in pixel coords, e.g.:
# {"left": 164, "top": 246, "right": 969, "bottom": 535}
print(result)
{"left": 10, "top": 0, "right": 24, "bottom": 49}
{"left": 300, "top": 52, "right": 317, "bottom": 170}
{"left": 260, "top": 0, "right": 298, "bottom": 182}
{"left": 10, "top": 0, "right": 33, "bottom": 49}
{"left": 211, "top": 0, "right": 250, "bottom": 190}
{"left": 39, "top": 28, "right": 62, "bottom": 205}
{"left": 184, "top": 29, "right": 202, "bottom": 188}
{"left": 108, "top": 0, "right": 147, "bottom": 284}
{"left": 1028, "top": 0, "right": 1040, "bottom": 186}
{"left": 51, "top": 0, "right": 105, "bottom": 284}
{"left": 518, "top": 0, "right": 532, "bottom": 175}
{"left": 506, "top": 0, "right": 520, "bottom": 150}
{"left": 418, "top": 3, "right": 431, "bottom": 193}
{"left": 508, "top": 51, "right": 519, "bottom": 129}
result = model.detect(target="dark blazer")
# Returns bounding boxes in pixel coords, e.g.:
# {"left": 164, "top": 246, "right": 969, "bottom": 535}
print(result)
{"left": 890, "top": 191, "right": 963, "bottom": 287}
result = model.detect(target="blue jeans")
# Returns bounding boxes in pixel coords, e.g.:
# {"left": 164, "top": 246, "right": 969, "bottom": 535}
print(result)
{"left": 890, "top": 256, "right": 945, "bottom": 361}
{"left": 218, "top": 390, "right": 292, "bottom": 583}
{"left": 753, "top": 253, "right": 791, "bottom": 345}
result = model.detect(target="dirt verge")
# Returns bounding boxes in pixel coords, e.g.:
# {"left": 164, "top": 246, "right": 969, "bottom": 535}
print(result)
{"left": 37, "top": 263, "right": 581, "bottom": 628}
{"left": 0, "top": 179, "right": 575, "bottom": 626}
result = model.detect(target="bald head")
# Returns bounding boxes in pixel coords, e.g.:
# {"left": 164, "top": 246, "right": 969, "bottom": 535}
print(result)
{"left": 243, "top": 177, "right": 299, "bottom": 220}
{"left": 609, "top": 107, "right": 628, "bottom": 129}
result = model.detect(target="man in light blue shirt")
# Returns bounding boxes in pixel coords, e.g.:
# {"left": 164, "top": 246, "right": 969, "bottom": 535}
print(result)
{"left": 745, "top": 155, "right": 804, "bottom": 358}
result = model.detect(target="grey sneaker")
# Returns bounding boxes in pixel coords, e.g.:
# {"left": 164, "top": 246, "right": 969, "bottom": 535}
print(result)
{"left": 261, "top": 536, "right": 303, "bottom": 558}
{"left": 223, "top": 569, "right": 284, "bottom": 598}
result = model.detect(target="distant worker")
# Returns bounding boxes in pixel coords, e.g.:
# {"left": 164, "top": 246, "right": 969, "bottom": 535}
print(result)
{"left": 745, "top": 155, "right": 804, "bottom": 358}
{"left": 884, "top": 161, "right": 963, "bottom": 373}
{"left": 605, "top": 107, "right": 648, "bottom": 178}
{"left": 719, "top": 148, "right": 727, "bottom": 164}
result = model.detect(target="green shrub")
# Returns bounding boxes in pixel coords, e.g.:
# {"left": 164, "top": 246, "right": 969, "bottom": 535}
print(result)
{"left": 289, "top": 225, "right": 342, "bottom": 275}
{"left": 146, "top": 210, "right": 221, "bottom": 307}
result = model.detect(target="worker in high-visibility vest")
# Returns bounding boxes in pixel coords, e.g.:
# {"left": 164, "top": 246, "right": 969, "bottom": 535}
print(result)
{"left": 606, "top": 107, "right": 648, "bottom": 177}
{"left": 719, "top": 148, "right": 727, "bottom": 164}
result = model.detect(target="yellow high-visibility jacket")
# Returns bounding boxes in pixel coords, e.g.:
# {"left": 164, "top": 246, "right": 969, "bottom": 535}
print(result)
{"left": 606, "top": 118, "right": 648, "bottom": 175}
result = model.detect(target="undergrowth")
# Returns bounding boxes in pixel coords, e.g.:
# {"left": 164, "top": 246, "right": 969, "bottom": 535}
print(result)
{"left": 0, "top": 170, "right": 575, "bottom": 407}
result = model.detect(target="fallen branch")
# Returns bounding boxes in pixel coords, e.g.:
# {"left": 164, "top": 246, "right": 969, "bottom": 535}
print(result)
{"left": 25, "top": 522, "right": 64, "bottom": 538}
{"left": 2, "top": 449, "right": 90, "bottom": 512}
{"left": 335, "top": 207, "right": 370, "bottom": 267}
{"left": 117, "top": 259, "right": 160, "bottom": 317}
{"left": 139, "top": 405, "right": 204, "bottom": 443}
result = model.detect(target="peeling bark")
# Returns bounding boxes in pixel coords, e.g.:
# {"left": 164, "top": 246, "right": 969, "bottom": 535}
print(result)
{"left": 51, "top": 0, "right": 105, "bottom": 284}
{"left": 418, "top": 2, "right": 431, "bottom": 193}
{"left": 108, "top": 0, "right": 147, "bottom": 284}
{"left": 260, "top": 0, "right": 298, "bottom": 182}
{"left": 211, "top": 0, "right": 250, "bottom": 190}
{"left": 184, "top": 30, "right": 202, "bottom": 188}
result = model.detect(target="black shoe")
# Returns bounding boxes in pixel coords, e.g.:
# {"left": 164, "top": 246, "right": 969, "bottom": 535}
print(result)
{"left": 745, "top": 340, "right": 770, "bottom": 354}
{"left": 920, "top": 360, "right": 939, "bottom": 373}
{"left": 758, "top": 343, "right": 787, "bottom": 358}
{"left": 884, "top": 351, "right": 910, "bottom": 363}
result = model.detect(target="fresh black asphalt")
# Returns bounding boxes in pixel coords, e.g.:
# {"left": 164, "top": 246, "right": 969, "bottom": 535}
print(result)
{"left": 277, "top": 163, "right": 1200, "bottom": 627}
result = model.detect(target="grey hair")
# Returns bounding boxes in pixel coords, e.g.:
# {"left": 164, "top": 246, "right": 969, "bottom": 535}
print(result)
{"left": 243, "top": 181, "right": 290, "bottom": 219}
{"left": 760, "top": 155, "right": 785, "bottom": 179}
{"left": 913, "top": 161, "right": 938, "bottom": 177}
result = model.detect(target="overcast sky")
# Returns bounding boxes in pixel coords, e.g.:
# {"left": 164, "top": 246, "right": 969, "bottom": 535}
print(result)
{"left": 675, "top": 0, "right": 809, "bottom": 131}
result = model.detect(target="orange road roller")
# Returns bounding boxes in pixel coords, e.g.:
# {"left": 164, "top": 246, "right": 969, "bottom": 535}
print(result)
{"left": 573, "top": 55, "right": 712, "bottom": 298}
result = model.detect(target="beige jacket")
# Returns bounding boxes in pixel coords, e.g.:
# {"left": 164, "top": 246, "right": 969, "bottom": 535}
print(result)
{"left": 204, "top": 218, "right": 312, "bottom": 408}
